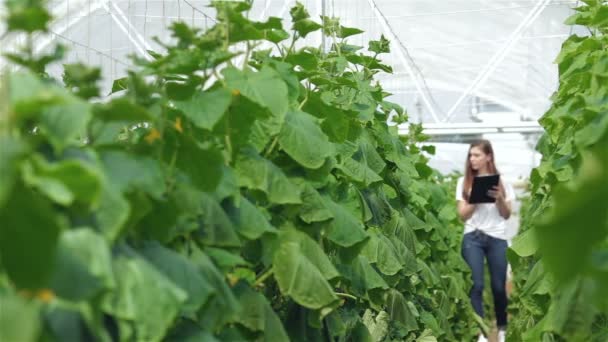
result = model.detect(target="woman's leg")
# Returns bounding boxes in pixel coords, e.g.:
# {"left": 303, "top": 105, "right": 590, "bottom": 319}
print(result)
{"left": 487, "top": 236, "right": 509, "bottom": 328}
{"left": 461, "top": 232, "right": 486, "bottom": 318}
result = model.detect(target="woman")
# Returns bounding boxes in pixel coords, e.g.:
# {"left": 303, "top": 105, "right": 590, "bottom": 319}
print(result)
{"left": 456, "top": 139, "right": 514, "bottom": 342}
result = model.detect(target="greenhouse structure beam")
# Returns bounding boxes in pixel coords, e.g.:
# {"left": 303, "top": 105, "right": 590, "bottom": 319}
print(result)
{"left": 104, "top": 0, "right": 154, "bottom": 61}
{"left": 398, "top": 121, "right": 544, "bottom": 136}
{"left": 443, "top": 0, "right": 553, "bottom": 122}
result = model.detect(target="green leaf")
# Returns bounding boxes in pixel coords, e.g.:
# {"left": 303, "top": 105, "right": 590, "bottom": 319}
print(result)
{"left": 235, "top": 148, "right": 302, "bottom": 204}
{"left": 174, "top": 88, "right": 232, "bottom": 130}
{"left": 0, "top": 137, "right": 28, "bottom": 207}
{"left": 165, "top": 321, "right": 219, "bottom": 342}
{"left": 278, "top": 110, "right": 334, "bottom": 169}
{"left": 509, "top": 228, "right": 538, "bottom": 258}
{"left": 233, "top": 284, "right": 290, "bottom": 341}
{"left": 290, "top": 2, "right": 310, "bottom": 22}
{"left": 338, "top": 157, "right": 383, "bottom": 186}
{"left": 6, "top": 1, "right": 51, "bottom": 33}
{"left": 322, "top": 197, "right": 369, "bottom": 248}
{"left": 102, "top": 255, "right": 187, "bottom": 341}
{"left": 575, "top": 111, "right": 608, "bottom": 148}
{"left": 223, "top": 195, "right": 277, "bottom": 240}
{"left": 206, "top": 247, "right": 250, "bottom": 271}
{"left": 62, "top": 63, "right": 102, "bottom": 99}
{"left": 140, "top": 241, "right": 214, "bottom": 318}
{"left": 293, "top": 19, "right": 322, "bottom": 38}
{"left": 0, "top": 291, "right": 41, "bottom": 342}
{"left": 40, "top": 99, "right": 92, "bottom": 151}
{"left": 386, "top": 289, "right": 419, "bottom": 334}
{"left": 338, "top": 256, "right": 389, "bottom": 296}
{"left": 361, "top": 230, "right": 403, "bottom": 276}
{"left": 198, "top": 193, "right": 242, "bottom": 247}
{"left": 95, "top": 185, "right": 130, "bottom": 242}
{"left": 0, "top": 184, "right": 63, "bottom": 289}
{"left": 298, "top": 182, "right": 334, "bottom": 223}
{"left": 273, "top": 228, "right": 340, "bottom": 309}
{"left": 99, "top": 150, "right": 166, "bottom": 200}
{"left": 93, "top": 98, "right": 152, "bottom": 122}
{"left": 50, "top": 228, "right": 114, "bottom": 301}
{"left": 111, "top": 76, "right": 129, "bottom": 94}
{"left": 535, "top": 149, "right": 608, "bottom": 282}
{"left": 22, "top": 156, "right": 102, "bottom": 207}
{"left": 223, "top": 66, "right": 288, "bottom": 118}
{"left": 368, "top": 35, "right": 390, "bottom": 54}
{"left": 176, "top": 140, "right": 224, "bottom": 192}
{"left": 190, "top": 246, "right": 241, "bottom": 330}
{"left": 337, "top": 26, "right": 364, "bottom": 38}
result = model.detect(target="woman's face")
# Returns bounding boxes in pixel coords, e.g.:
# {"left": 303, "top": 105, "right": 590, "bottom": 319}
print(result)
{"left": 469, "top": 146, "right": 491, "bottom": 171}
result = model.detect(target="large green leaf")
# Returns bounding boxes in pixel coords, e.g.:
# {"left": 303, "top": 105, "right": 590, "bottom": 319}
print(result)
{"left": 386, "top": 289, "right": 419, "bottom": 334}
{"left": 95, "top": 185, "right": 130, "bottom": 242}
{"left": 233, "top": 284, "right": 290, "bottom": 341}
{"left": 298, "top": 182, "right": 334, "bottom": 223}
{"left": 0, "top": 291, "right": 41, "bottom": 342}
{"left": 0, "top": 136, "right": 27, "bottom": 207}
{"left": 50, "top": 228, "right": 114, "bottom": 301}
{"left": 338, "top": 255, "right": 389, "bottom": 297}
{"left": 509, "top": 227, "right": 538, "bottom": 258}
{"left": 21, "top": 155, "right": 102, "bottom": 207}
{"left": 140, "top": 241, "right": 214, "bottom": 318}
{"left": 535, "top": 149, "right": 608, "bottom": 282}
{"left": 273, "top": 228, "right": 340, "bottom": 309}
{"left": 176, "top": 139, "right": 224, "bottom": 192}
{"left": 99, "top": 150, "right": 165, "bottom": 200}
{"left": 322, "top": 197, "right": 369, "bottom": 248}
{"left": 39, "top": 99, "right": 92, "bottom": 151}
{"left": 235, "top": 148, "right": 302, "bottom": 204}
{"left": 293, "top": 19, "right": 322, "bottom": 38}
{"left": 174, "top": 88, "right": 232, "bottom": 130}
{"left": 198, "top": 193, "right": 242, "bottom": 247}
{"left": 189, "top": 245, "right": 241, "bottom": 330}
{"left": 93, "top": 98, "right": 152, "bottom": 122}
{"left": 361, "top": 230, "right": 403, "bottom": 276}
{"left": 338, "top": 157, "right": 383, "bottom": 186}
{"left": 223, "top": 66, "right": 288, "bottom": 118}
{"left": 102, "top": 255, "right": 187, "bottom": 341}
{"left": 278, "top": 110, "right": 334, "bottom": 169}
{"left": 223, "top": 196, "right": 277, "bottom": 240}
{"left": 0, "top": 184, "right": 63, "bottom": 289}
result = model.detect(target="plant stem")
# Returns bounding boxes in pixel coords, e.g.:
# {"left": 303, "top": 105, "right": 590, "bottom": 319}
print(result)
{"left": 254, "top": 267, "right": 274, "bottom": 286}
{"left": 264, "top": 136, "right": 279, "bottom": 158}
{"left": 335, "top": 292, "right": 357, "bottom": 300}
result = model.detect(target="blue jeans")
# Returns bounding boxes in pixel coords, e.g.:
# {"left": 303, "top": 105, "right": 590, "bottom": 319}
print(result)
{"left": 461, "top": 230, "right": 508, "bottom": 328}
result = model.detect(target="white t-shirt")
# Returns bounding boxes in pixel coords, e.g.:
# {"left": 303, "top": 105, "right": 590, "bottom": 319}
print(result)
{"left": 455, "top": 176, "right": 515, "bottom": 240}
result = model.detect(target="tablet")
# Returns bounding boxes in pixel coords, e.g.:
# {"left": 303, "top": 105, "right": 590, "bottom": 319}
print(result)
{"left": 469, "top": 174, "right": 500, "bottom": 204}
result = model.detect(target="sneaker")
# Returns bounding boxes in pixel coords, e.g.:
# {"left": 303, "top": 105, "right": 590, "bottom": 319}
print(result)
{"left": 497, "top": 329, "right": 506, "bottom": 342}
{"left": 477, "top": 334, "right": 488, "bottom": 342}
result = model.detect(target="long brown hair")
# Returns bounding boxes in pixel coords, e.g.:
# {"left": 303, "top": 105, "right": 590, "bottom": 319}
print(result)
{"left": 462, "top": 139, "right": 503, "bottom": 201}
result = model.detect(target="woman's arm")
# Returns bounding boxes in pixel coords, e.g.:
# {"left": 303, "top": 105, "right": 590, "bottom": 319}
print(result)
{"left": 488, "top": 185, "right": 511, "bottom": 219}
{"left": 457, "top": 200, "right": 476, "bottom": 221}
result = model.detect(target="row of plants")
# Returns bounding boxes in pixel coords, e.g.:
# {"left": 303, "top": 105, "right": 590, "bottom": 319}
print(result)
{"left": 507, "top": 0, "right": 608, "bottom": 340}
{"left": 0, "top": 1, "right": 478, "bottom": 341}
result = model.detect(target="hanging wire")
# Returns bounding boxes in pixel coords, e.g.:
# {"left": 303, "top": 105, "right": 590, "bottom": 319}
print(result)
{"left": 182, "top": 0, "right": 217, "bottom": 23}
{"left": 178, "top": 0, "right": 182, "bottom": 21}
{"left": 370, "top": 0, "right": 444, "bottom": 120}
{"left": 87, "top": 0, "right": 91, "bottom": 64}
{"left": 66, "top": 0, "right": 71, "bottom": 64}
{"left": 109, "top": 0, "right": 114, "bottom": 80}
{"left": 144, "top": 0, "right": 148, "bottom": 50}
{"left": 49, "top": 29, "right": 131, "bottom": 68}
{"left": 568, "top": 0, "right": 580, "bottom": 35}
